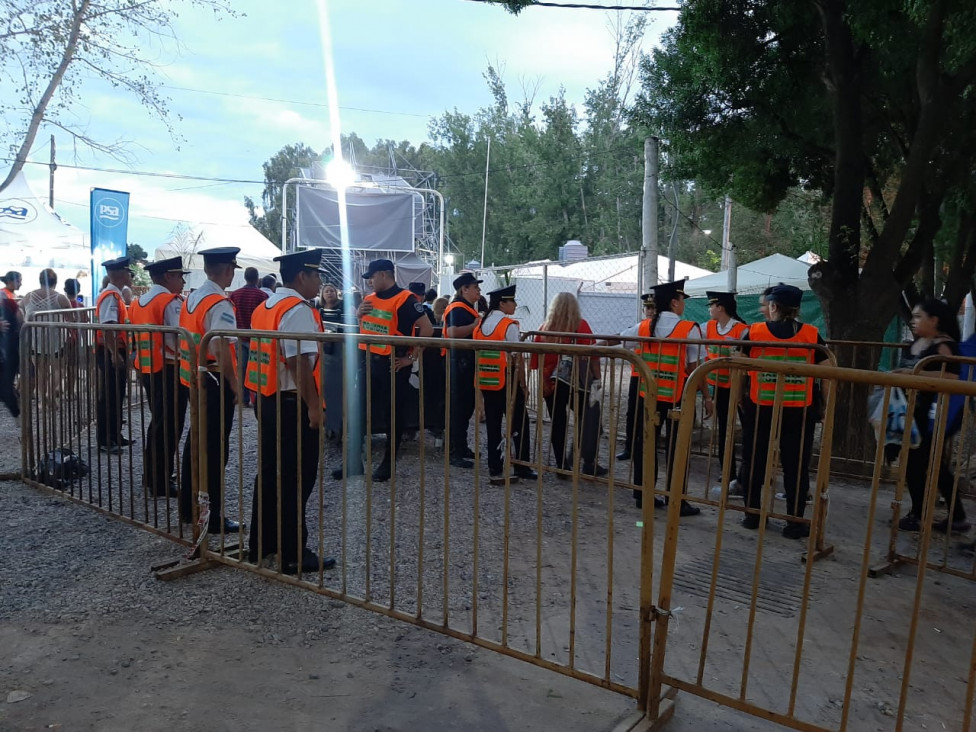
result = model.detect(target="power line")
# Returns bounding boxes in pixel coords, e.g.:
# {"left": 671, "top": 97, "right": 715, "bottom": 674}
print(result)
{"left": 463, "top": 0, "right": 681, "bottom": 11}
{"left": 660, "top": 193, "right": 724, "bottom": 249}
{"left": 5, "top": 157, "right": 264, "bottom": 185}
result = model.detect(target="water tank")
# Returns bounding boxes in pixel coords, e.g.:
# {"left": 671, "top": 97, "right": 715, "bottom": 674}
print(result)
{"left": 558, "top": 240, "right": 588, "bottom": 262}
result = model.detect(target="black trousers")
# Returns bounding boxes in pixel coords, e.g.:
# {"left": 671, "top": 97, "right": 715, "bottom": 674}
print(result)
{"left": 96, "top": 345, "right": 127, "bottom": 447}
{"left": 905, "top": 427, "right": 966, "bottom": 521}
{"left": 421, "top": 348, "right": 446, "bottom": 436}
{"left": 180, "top": 374, "right": 235, "bottom": 522}
{"left": 632, "top": 400, "right": 678, "bottom": 496}
{"left": 368, "top": 354, "right": 412, "bottom": 464}
{"left": 623, "top": 374, "right": 640, "bottom": 456}
{"left": 482, "top": 385, "right": 531, "bottom": 475}
{"left": 746, "top": 406, "right": 813, "bottom": 521}
{"left": 0, "top": 346, "right": 18, "bottom": 418}
{"left": 713, "top": 386, "right": 739, "bottom": 482}
{"left": 331, "top": 347, "right": 366, "bottom": 467}
{"left": 141, "top": 365, "right": 188, "bottom": 492}
{"left": 449, "top": 354, "right": 476, "bottom": 456}
{"left": 546, "top": 380, "right": 601, "bottom": 469}
{"left": 248, "top": 393, "right": 321, "bottom": 564}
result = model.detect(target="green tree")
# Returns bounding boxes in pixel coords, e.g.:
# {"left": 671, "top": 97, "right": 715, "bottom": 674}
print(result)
{"left": 634, "top": 0, "right": 976, "bottom": 342}
{"left": 0, "top": 0, "right": 235, "bottom": 192}
{"left": 244, "top": 142, "right": 320, "bottom": 247}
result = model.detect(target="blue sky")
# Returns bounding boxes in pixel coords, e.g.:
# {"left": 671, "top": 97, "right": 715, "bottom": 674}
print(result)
{"left": 12, "top": 0, "right": 677, "bottom": 253}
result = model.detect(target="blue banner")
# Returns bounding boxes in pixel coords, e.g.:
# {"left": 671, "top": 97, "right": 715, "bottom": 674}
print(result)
{"left": 90, "top": 188, "right": 130, "bottom": 303}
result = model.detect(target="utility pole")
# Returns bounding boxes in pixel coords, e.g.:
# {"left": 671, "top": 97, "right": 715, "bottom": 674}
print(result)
{"left": 48, "top": 134, "right": 56, "bottom": 209}
{"left": 667, "top": 182, "right": 679, "bottom": 282}
{"left": 720, "top": 195, "right": 732, "bottom": 269}
{"left": 641, "top": 137, "right": 659, "bottom": 297}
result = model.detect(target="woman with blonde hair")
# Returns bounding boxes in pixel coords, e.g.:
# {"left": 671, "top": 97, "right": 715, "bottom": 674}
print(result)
{"left": 531, "top": 291, "right": 605, "bottom": 476}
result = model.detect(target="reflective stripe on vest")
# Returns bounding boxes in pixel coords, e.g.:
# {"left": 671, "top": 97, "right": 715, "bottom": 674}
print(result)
{"left": 705, "top": 319, "right": 749, "bottom": 388}
{"left": 96, "top": 289, "right": 128, "bottom": 348}
{"left": 244, "top": 297, "right": 324, "bottom": 398}
{"left": 359, "top": 289, "right": 414, "bottom": 355}
{"left": 178, "top": 293, "right": 236, "bottom": 387}
{"left": 638, "top": 319, "right": 696, "bottom": 402}
{"left": 440, "top": 300, "right": 481, "bottom": 356}
{"left": 473, "top": 316, "right": 516, "bottom": 391}
{"left": 747, "top": 321, "right": 818, "bottom": 407}
{"left": 129, "top": 291, "right": 181, "bottom": 374}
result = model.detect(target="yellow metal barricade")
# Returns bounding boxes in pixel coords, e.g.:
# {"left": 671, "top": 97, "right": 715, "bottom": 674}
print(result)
{"left": 197, "top": 328, "right": 663, "bottom": 706}
{"left": 19, "top": 320, "right": 198, "bottom": 546}
{"left": 645, "top": 356, "right": 976, "bottom": 730}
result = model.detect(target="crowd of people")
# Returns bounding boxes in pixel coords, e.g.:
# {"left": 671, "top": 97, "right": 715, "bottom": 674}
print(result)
{"left": 5, "top": 251, "right": 970, "bottom": 573}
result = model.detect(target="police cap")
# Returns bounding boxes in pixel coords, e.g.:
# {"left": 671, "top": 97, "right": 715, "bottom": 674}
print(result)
{"left": 199, "top": 247, "right": 242, "bottom": 268}
{"left": 487, "top": 284, "right": 517, "bottom": 304}
{"left": 145, "top": 256, "right": 190, "bottom": 275}
{"left": 767, "top": 284, "right": 803, "bottom": 308}
{"left": 453, "top": 271, "right": 483, "bottom": 291}
{"left": 362, "top": 258, "right": 395, "bottom": 279}
{"left": 650, "top": 279, "right": 686, "bottom": 303}
{"left": 408, "top": 281, "right": 426, "bottom": 297}
{"left": 274, "top": 248, "right": 327, "bottom": 281}
{"left": 102, "top": 256, "right": 132, "bottom": 271}
{"left": 706, "top": 290, "right": 737, "bottom": 310}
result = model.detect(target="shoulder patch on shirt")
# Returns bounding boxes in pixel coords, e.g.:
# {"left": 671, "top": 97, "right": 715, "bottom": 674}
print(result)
{"left": 414, "top": 302, "right": 425, "bottom": 313}
{"left": 219, "top": 312, "right": 236, "bottom": 325}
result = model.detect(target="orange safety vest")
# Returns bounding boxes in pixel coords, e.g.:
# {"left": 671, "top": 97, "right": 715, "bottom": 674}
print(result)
{"left": 705, "top": 319, "right": 749, "bottom": 388}
{"left": 637, "top": 319, "right": 696, "bottom": 403}
{"left": 748, "top": 321, "right": 818, "bottom": 407}
{"left": 95, "top": 288, "right": 129, "bottom": 349}
{"left": 244, "top": 297, "right": 324, "bottom": 398}
{"left": 473, "top": 315, "right": 517, "bottom": 391}
{"left": 440, "top": 300, "right": 480, "bottom": 356}
{"left": 129, "top": 291, "right": 181, "bottom": 374}
{"left": 359, "top": 289, "right": 415, "bottom": 355}
{"left": 178, "top": 293, "right": 237, "bottom": 387}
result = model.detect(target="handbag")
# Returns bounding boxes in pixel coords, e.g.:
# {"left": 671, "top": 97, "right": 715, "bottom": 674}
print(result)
{"left": 554, "top": 354, "right": 594, "bottom": 392}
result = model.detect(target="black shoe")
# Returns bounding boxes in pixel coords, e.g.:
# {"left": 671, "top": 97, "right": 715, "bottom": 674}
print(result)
{"left": 463, "top": 447, "right": 476, "bottom": 459}
{"left": 208, "top": 517, "right": 243, "bottom": 534}
{"left": 117, "top": 437, "right": 134, "bottom": 447}
{"left": 515, "top": 467, "right": 538, "bottom": 480}
{"left": 741, "top": 514, "right": 760, "bottom": 530}
{"left": 149, "top": 480, "right": 178, "bottom": 498}
{"left": 654, "top": 496, "right": 666, "bottom": 509}
{"left": 898, "top": 513, "right": 921, "bottom": 532}
{"left": 99, "top": 443, "right": 122, "bottom": 455}
{"left": 616, "top": 450, "right": 631, "bottom": 461}
{"left": 679, "top": 501, "right": 701, "bottom": 517}
{"left": 782, "top": 521, "right": 811, "bottom": 540}
{"left": 582, "top": 464, "right": 609, "bottom": 478}
{"left": 634, "top": 491, "right": 643, "bottom": 509}
{"left": 933, "top": 517, "right": 972, "bottom": 534}
{"left": 449, "top": 456, "right": 474, "bottom": 469}
{"left": 331, "top": 463, "right": 365, "bottom": 480}
{"left": 284, "top": 549, "right": 337, "bottom": 575}
{"left": 372, "top": 462, "right": 391, "bottom": 482}
{"left": 489, "top": 472, "right": 519, "bottom": 485}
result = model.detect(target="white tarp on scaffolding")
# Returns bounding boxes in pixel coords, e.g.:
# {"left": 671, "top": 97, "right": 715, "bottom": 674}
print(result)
{"left": 296, "top": 185, "right": 421, "bottom": 252}
{"left": 0, "top": 171, "right": 91, "bottom": 290}
{"left": 507, "top": 254, "right": 710, "bottom": 292}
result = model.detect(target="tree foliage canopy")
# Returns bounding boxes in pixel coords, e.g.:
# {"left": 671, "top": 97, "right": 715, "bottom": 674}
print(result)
{"left": 0, "top": 0, "right": 236, "bottom": 192}
{"left": 633, "top": 0, "right": 976, "bottom": 340}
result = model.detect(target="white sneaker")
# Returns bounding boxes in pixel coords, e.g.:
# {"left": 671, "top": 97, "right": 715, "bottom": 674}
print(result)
{"left": 728, "top": 479, "right": 745, "bottom": 497}
{"left": 775, "top": 491, "right": 786, "bottom": 500}
{"left": 434, "top": 437, "right": 444, "bottom": 448}
{"left": 710, "top": 484, "right": 724, "bottom": 497}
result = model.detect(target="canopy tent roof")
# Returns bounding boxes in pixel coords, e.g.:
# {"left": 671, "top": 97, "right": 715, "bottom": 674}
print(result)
{"left": 683, "top": 253, "right": 812, "bottom": 298}
{"left": 0, "top": 171, "right": 90, "bottom": 288}
{"left": 154, "top": 222, "right": 282, "bottom": 290}
{"left": 509, "top": 254, "right": 710, "bottom": 293}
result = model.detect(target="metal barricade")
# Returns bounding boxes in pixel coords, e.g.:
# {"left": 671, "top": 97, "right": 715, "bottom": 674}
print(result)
{"left": 19, "top": 320, "right": 198, "bottom": 545}
{"left": 196, "top": 328, "right": 664, "bottom": 706}
{"left": 645, "top": 356, "right": 976, "bottom": 730}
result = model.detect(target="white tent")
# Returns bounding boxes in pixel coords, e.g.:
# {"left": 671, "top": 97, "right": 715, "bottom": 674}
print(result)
{"left": 508, "top": 254, "right": 710, "bottom": 292}
{"left": 0, "top": 171, "right": 91, "bottom": 294}
{"left": 683, "top": 253, "right": 812, "bottom": 298}
{"left": 154, "top": 223, "right": 282, "bottom": 290}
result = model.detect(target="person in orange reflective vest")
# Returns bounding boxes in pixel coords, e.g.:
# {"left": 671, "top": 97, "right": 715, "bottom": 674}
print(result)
{"left": 95, "top": 257, "right": 133, "bottom": 454}
{"left": 473, "top": 284, "right": 535, "bottom": 485}
{"left": 177, "top": 247, "right": 242, "bottom": 534}
{"left": 245, "top": 248, "right": 337, "bottom": 575}
{"left": 617, "top": 279, "right": 711, "bottom": 514}
{"left": 702, "top": 290, "right": 749, "bottom": 498}
{"left": 355, "top": 258, "right": 433, "bottom": 482}
{"left": 741, "top": 284, "right": 827, "bottom": 539}
{"left": 443, "top": 271, "right": 483, "bottom": 468}
{"left": 129, "top": 257, "right": 189, "bottom": 498}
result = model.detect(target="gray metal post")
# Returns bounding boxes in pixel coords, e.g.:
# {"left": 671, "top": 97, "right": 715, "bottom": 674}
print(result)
{"left": 667, "top": 183, "right": 679, "bottom": 282}
{"left": 641, "top": 138, "right": 659, "bottom": 295}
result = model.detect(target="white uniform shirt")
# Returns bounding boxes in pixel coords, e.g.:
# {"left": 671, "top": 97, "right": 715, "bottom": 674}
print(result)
{"left": 185, "top": 279, "right": 237, "bottom": 357}
{"left": 98, "top": 283, "right": 124, "bottom": 324}
{"left": 480, "top": 310, "right": 520, "bottom": 343}
{"left": 264, "top": 287, "right": 320, "bottom": 392}
{"left": 619, "top": 311, "right": 703, "bottom": 366}
{"left": 138, "top": 284, "right": 183, "bottom": 357}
